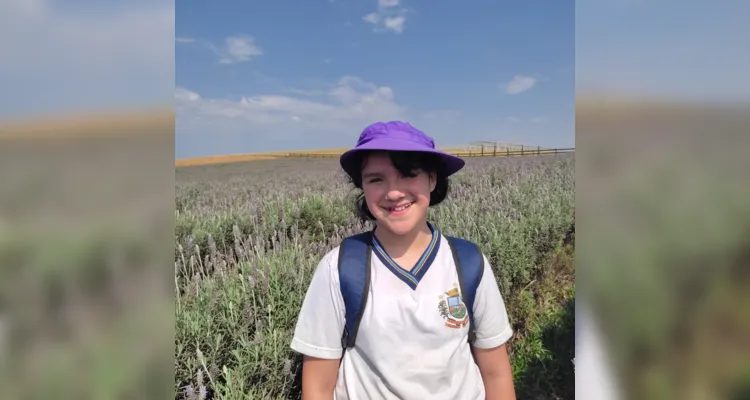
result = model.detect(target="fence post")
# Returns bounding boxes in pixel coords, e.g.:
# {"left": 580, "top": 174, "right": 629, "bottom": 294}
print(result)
{"left": 521, "top": 145, "right": 524, "bottom": 156}
{"left": 481, "top": 144, "right": 484, "bottom": 156}
{"left": 537, "top": 146, "right": 540, "bottom": 155}
{"left": 493, "top": 143, "right": 497, "bottom": 156}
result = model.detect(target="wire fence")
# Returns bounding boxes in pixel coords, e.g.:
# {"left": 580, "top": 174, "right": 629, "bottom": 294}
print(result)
{"left": 280, "top": 145, "right": 575, "bottom": 158}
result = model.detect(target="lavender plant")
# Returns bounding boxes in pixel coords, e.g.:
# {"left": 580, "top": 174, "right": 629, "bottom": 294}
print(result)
{"left": 175, "top": 153, "right": 575, "bottom": 399}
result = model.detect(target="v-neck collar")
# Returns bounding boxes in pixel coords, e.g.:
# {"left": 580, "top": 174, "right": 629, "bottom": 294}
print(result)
{"left": 371, "top": 222, "right": 441, "bottom": 290}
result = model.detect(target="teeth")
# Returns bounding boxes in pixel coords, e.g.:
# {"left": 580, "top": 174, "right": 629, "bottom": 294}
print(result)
{"left": 390, "top": 202, "right": 412, "bottom": 211}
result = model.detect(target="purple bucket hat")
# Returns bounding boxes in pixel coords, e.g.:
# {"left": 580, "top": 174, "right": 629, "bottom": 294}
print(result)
{"left": 340, "top": 121, "right": 465, "bottom": 177}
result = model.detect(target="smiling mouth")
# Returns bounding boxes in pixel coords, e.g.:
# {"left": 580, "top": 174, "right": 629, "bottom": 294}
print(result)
{"left": 385, "top": 202, "right": 413, "bottom": 212}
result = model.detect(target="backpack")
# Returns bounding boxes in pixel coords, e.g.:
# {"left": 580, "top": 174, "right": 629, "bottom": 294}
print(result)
{"left": 337, "top": 230, "right": 485, "bottom": 352}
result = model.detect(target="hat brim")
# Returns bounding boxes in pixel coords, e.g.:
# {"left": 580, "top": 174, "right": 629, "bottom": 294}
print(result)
{"left": 339, "top": 136, "right": 465, "bottom": 177}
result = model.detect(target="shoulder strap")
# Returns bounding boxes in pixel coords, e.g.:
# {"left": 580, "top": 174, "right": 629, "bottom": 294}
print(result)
{"left": 337, "top": 231, "right": 373, "bottom": 352}
{"left": 445, "top": 236, "right": 485, "bottom": 345}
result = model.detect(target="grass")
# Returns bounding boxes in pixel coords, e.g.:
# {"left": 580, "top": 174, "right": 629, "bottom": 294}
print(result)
{"left": 174, "top": 153, "right": 575, "bottom": 399}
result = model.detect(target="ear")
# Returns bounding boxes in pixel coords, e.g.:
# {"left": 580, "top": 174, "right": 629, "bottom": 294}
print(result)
{"left": 429, "top": 171, "right": 437, "bottom": 192}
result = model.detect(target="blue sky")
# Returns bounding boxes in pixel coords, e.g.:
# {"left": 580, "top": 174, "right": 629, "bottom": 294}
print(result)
{"left": 175, "top": 0, "right": 575, "bottom": 158}
{"left": 575, "top": 0, "right": 750, "bottom": 103}
{"left": 1, "top": 0, "right": 747, "bottom": 157}
{"left": 0, "top": 0, "right": 173, "bottom": 120}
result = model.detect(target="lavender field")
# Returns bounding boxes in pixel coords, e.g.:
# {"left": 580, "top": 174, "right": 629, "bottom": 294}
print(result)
{"left": 174, "top": 153, "right": 576, "bottom": 399}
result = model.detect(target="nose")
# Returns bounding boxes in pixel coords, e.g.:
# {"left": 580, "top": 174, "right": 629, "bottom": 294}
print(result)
{"left": 386, "top": 189, "right": 405, "bottom": 201}
{"left": 385, "top": 180, "right": 406, "bottom": 201}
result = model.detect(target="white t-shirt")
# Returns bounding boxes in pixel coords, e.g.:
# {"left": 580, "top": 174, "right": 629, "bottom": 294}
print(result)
{"left": 290, "top": 227, "right": 513, "bottom": 400}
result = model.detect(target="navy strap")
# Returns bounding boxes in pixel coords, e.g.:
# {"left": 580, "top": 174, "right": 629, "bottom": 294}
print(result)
{"left": 338, "top": 231, "right": 373, "bottom": 350}
{"left": 338, "top": 231, "right": 484, "bottom": 352}
{"left": 446, "top": 236, "right": 485, "bottom": 344}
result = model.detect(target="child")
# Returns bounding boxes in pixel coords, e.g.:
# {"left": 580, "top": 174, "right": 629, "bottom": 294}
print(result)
{"left": 290, "top": 121, "right": 516, "bottom": 399}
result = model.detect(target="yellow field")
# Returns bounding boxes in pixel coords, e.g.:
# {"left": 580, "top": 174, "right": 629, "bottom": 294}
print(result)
{"left": 175, "top": 147, "right": 466, "bottom": 167}
{"left": 174, "top": 148, "right": 351, "bottom": 167}
{"left": 0, "top": 108, "right": 173, "bottom": 140}
{"left": 175, "top": 146, "right": 574, "bottom": 167}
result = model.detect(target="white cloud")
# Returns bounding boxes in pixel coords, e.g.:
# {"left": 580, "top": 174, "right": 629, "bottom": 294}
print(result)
{"left": 383, "top": 16, "right": 406, "bottom": 33}
{"left": 507, "top": 116, "right": 521, "bottom": 123}
{"left": 174, "top": 87, "right": 201, "bottom": 102}
{"left": 181, "top": 34, "right": 263, "bottom": 64}
{"left": 379, "top": 0, "right": 400, "bottom": 7}
{"left": 0, "top": 0, "right": 173, "bottom": 117}
{"left": 504, "top": 75, "right": 537, "bottom": 95}
{"left": 363, "top": 13, "right": 380, "bottom": 24}
{"left": 363, "top": 0, "right": 409, "bottom": 34}
{"left": 214, "top": 35, "right": 263, "bottom": 64}
{"left": 175, "top": 76, "right": 408, "bottom": 156}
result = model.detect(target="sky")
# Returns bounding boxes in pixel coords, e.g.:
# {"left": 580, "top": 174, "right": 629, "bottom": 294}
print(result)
{"left": 575, "top": 0, "right": 750, "bottom": 103}
{"left": 0, "top": 0, "right": 173, "bottom": 120}
{"left": 1, "top": 0, "right": 748, "bottom": 158}
{"left": 175, "top": 0, "right": 576, "bottom": 158}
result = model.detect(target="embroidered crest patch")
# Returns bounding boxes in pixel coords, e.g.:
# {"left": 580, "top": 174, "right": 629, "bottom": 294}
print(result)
{"left": 437, "top": 283, "right": 469, "bottom": 329}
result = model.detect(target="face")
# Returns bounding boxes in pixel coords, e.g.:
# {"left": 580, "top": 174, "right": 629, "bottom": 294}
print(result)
{"left": 360, "top": 152, "right": 437, "bottom": 236}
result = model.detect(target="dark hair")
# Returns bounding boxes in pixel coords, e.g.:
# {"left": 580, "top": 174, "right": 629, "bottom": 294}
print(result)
{"left": 343, "top": 150, "right": 451, "bottom": 221}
